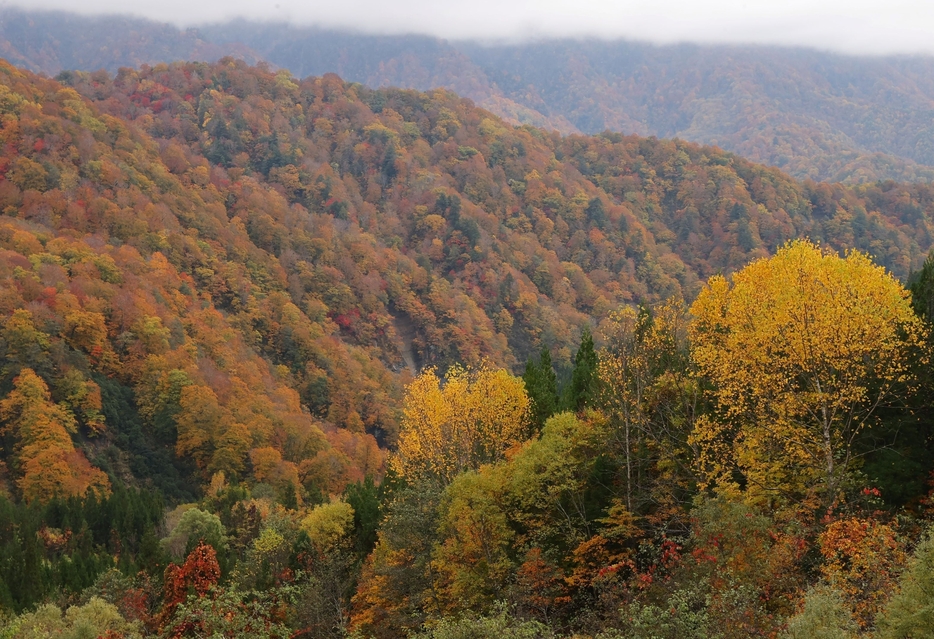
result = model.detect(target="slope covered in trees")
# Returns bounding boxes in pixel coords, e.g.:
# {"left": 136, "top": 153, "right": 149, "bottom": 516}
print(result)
{"left": 2, "top": 56, "right": 934, "bottom": 636}
{"left": 2, "top": 56, "right": 934, "bottom": 498}
{"left": 0, "top": 59, "right": 390, "bottom": 506}
{"left": 349, "top": 241, "right": 934, "bottom": 638}
{"left": 8, "top": 7, "right": 934, "bottom": 183}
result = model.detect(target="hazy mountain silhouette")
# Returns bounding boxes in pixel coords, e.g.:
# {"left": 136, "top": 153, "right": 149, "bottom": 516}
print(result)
{"left": 4, "top": 8, "right": 934, "bottom": 183}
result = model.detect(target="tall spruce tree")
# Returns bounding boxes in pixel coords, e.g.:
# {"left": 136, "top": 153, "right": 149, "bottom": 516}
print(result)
{"left": 909, "top": 249, "right": 934, "bottom": 322}
{"left": 344, "top": 476, "right": 381, "bottom": 555}
{"left": 565, "top": 327, "right": 598, "bottom": 412}
{"left": 903, "top": 249, "right": 934, "bottom": 507}
{"left": 522, "top": 347, "right": 558, "bottom": 431}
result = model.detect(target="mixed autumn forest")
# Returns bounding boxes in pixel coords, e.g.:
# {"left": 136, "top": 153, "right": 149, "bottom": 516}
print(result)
{"left": 1, "top": 30, "right": 934, "bottom": 638}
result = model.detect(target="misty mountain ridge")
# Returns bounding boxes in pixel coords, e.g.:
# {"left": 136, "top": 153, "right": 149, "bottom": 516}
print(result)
{"left": 6, "top": 7, "right": 934, "bottom": 185}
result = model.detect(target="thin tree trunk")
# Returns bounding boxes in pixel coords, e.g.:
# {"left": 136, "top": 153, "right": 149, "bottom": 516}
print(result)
{"left": 816, "top": 378, "right": 834, "bottom": 492}
{"left": 625, "top": 418, "right": 632, "bottom": 512}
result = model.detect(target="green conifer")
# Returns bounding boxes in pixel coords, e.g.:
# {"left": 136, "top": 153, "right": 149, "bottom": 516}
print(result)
{"left": 909, "top": 249, "right": 934, "bottom": 322}
{"left": 523, "top": 347, "right": 558, "bottom": 432}
{"left": 565, "top": 327, "right": 598, "bottom": 412}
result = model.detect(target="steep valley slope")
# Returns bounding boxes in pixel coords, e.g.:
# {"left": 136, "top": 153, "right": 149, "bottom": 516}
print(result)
{"left": 1, "top": 57, "right": 933, "bottom": 496}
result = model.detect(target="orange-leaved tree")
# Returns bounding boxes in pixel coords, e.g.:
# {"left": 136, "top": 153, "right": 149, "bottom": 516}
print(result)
{"left": 392, "top": 364, "right": 530, "bottom": 483}
{"left": 689, "top": 240, "right": 926, "bottom": 504}
{"left": 819, "top": 517, "right": 905, "bottom": 629}
{"left": 0, "top": 368, "right": 110, "bottom": 503}
{"left": 160, "top": 540, "right": 222, "bottom": 634}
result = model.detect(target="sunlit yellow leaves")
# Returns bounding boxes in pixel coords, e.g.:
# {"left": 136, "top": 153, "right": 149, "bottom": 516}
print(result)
{"left": 301, "top": 500, "right": 355, "bottom": 550}
{"left": 392, "top": 364, "right": 531, "bottom": 483}
{"left": 690, "top": 240, "right": 927, "bottom": 503}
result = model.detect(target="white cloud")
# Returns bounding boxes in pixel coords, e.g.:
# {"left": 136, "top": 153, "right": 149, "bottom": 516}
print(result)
{"left": 9, "top": 0, "right": 934, "bottom": 56}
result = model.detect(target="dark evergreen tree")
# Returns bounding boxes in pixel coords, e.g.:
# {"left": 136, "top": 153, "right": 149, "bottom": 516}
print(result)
{"left": 344, "top": 476, "right": 381, "bottom": 556}
{"left": 910, "top": 250, "right": 934, "bottom": 322}
{"left": 883, "top": 248, "right": 934, "bottom": 506}
{"left": 523, "top": 346, "right": 558, "bottom": 431}
{"left": 564, "top": 327, "right": 598, "bottom": 412}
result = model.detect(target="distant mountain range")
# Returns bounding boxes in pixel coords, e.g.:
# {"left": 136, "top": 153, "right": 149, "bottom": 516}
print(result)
{"left": 4, "top": 8, "right": 934, "bottom": 184}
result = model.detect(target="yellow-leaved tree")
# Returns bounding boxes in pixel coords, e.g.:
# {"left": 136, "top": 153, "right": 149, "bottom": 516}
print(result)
{"left": 393, "top": 364, "right": 530, "bottom": 483}
{"left": 689, "top": 240, "right": 926, "bottom": 504}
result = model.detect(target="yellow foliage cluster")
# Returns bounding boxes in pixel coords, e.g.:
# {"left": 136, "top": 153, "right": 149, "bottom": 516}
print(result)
{"left": 392, "top": 364, "right": 531, "bottom": 483}
{"left": 689, "top": 240, "right": 926, "bottom": 503}
{"left": 301, "top": 500, "right": 355, "bottom": 549}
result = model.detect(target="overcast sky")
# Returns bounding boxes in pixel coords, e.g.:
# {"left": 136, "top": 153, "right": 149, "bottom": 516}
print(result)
{"left": 8, "top": 0, "right": 934, "bottom": 56}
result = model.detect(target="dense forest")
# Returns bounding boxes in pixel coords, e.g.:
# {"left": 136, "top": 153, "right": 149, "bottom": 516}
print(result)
{"left": 0, "top": 56, "right": 933, "bottom": 636}
{"left": 8, "top": 8, "right": 934, "bottom": 184}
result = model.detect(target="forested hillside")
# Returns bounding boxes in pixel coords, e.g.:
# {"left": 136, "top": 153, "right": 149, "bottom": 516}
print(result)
{"left": 4, "top": 52, "right": 934, "bottom": 497}
{"left": 1, "top": 57, "right": 934, "bottom": 636}
{"left": 205, "top": 24, "right": 934, "bottom": 183}
{"left": 52, "top": 57, "right": 934, "bottom": 398}
{"left": 8, "top": 7, "right": 934, "bottom": 183}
